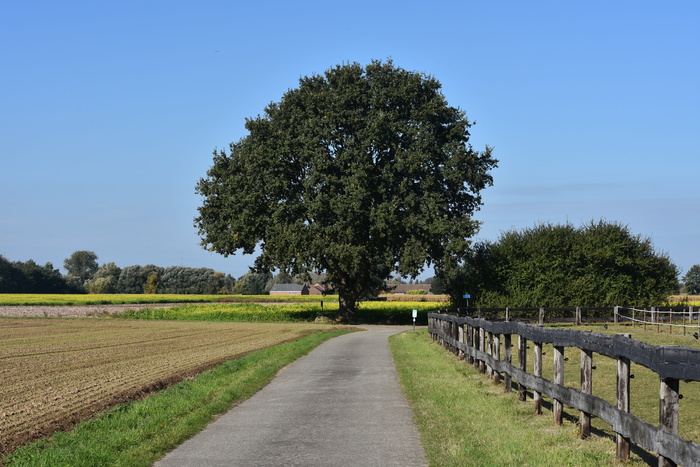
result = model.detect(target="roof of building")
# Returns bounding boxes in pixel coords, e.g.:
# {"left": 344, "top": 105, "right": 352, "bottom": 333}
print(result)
{"left": 269, "top": 283, "right": 307, "bottom": 292}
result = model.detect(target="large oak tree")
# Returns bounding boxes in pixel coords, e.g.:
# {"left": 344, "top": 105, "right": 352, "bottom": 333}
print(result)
{"left": 195, "top": 60, "right": 496, "bottom": 320}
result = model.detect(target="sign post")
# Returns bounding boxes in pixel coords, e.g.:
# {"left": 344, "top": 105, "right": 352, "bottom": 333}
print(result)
{"left": 412, "top": 309, "right": 417, "bottom": 331}
{"left": 463, "top": 294, "right": 471, "bottom": 308}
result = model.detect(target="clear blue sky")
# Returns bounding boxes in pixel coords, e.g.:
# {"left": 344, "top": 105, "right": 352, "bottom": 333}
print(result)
{"left": 2, "top": 1, "right": 698, "bottom": 281}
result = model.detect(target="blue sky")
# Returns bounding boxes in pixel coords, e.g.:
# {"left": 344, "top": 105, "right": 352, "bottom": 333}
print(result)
{"left": 2, "top": 1, "right": 698, "bottom": 281}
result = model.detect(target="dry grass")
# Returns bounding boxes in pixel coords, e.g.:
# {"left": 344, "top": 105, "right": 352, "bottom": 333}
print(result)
{"left": 667, "top": 295, "right": 700, "bottom": 305}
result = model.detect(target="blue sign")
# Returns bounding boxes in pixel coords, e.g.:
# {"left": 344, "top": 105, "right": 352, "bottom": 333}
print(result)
{"left": 463, "top": 294, "right": 471, "bottom": 298}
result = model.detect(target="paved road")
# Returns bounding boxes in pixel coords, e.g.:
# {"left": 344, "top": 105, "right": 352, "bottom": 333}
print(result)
{"left": 154, "top": 326, "right": 427, "bottom": 466}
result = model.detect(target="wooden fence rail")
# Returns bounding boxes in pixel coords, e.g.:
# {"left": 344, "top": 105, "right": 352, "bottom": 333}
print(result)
{"left": 428, "top": 311, "right": 700, "bottom": 466}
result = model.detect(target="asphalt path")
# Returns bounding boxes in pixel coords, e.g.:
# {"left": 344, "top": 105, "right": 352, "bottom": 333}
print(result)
{"left": 154, "top": 326, "right": 427, "bottom": 466}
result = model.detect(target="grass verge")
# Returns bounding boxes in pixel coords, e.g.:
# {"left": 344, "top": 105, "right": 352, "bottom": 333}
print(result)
{"left": 390, "top": 330, "right": 621, "bottom": 466}
{"left": 3, "top": 328, "right": 354, "bottom": 467}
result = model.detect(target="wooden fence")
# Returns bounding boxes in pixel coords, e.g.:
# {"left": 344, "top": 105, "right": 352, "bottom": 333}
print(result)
{"left": 428, "top": 311, "right": 700, "bottom": 466}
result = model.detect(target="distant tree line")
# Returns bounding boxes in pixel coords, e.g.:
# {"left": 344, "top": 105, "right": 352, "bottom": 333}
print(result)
{"left": 0, "top": 255, "right": 82, "bottom": 293}
{"left": 0, "top": 251, "right": 236, "bottom": 295}
{"left": 444, "top": 221, "right": 680, "bottom": 307}
{"left": 0, "top": 250, "right": 339, "bottom": 296}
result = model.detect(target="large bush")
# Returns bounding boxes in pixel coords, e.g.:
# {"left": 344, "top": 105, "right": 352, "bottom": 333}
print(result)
{"left": 447, "top": 221, "right": 679, "bottom": 307}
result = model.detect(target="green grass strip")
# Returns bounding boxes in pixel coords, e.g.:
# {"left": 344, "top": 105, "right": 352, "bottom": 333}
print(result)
{"left": 4, "top": 329, "right": 354, "bottom": 467}
{"left": 389, "top": 330, "right": 619, "bottom": 466}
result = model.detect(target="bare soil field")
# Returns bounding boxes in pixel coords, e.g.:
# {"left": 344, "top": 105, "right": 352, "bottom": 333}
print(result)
{"left": 0, "top": 317, "right": 337, "bottom": 456}
{"left": 0, "top": 303, "right": 187, "bottom": 318}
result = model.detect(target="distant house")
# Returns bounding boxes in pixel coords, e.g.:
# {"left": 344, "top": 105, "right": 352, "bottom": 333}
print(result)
{"left": 386, "top": 284, "right": 432, "bottom": 294}
{"left": 308, "top": 283, "right": 334, "bottom": 295}
{"left": 269, "top": 284, "right": 309, "bottom": 295}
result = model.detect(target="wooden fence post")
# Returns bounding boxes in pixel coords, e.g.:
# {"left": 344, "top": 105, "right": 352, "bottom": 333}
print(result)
{"left": 458, "top": 323, "right": 465, "bottom": 359}
{"left": 614, "top": 306, "right": 619, "bottom": 324}
{"left": 576, "top": 306, "right": 581, "bottom": 325}
{"left": 659, "top": 377, "right": 680, "bottom": 467}
{"left": 466, "top": 323, "right": 474, "bottom": 364}
{"left": 553, "top": 345, "right": 565, "bottom": 425}
{"left": 616, "top": 334, "right": 631, "bottom": 461}
{"left": 487, "top": 331, "right": 494, "bottom": 378}
{"left": 479, "top": 327, "right": 486, "bottom": 374}
{"left": 504, "top": 334, "right": 512, "bottom": 392}
{"left": 493, "top": 333, "right": 501, "bottom": 385}
{"left": 452, "top": 323, "right": 459, "bottom": 355}
{"left": 539, "top": 307, "right": 545, "bottom": 325}
{"left": 518, "top": 335, "right": 527, "bottom": 402}
{"left": 580, "top": 348, "right": 593, "bottom": 438}
{"left": 533, "top": 342, "right": 543, "bottom": 415}
{"left": 473, "top": 326, "right": 480, "bottom": 370}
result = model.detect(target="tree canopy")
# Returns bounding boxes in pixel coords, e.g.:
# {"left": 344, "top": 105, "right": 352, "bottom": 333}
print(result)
{"left": 682, "top": 264, "right": 700, "bottom": 295}
{"left": 446, "top": 221, "right": 679, "bottom": 307}
{"left": 63, "top": 250, "right": 99, "bottom": 286}
{"left": 195, "top": 60, "right": 496, "bottom": 319}
{"left": 0, "top": 255, "right": 80, "bottom": 293}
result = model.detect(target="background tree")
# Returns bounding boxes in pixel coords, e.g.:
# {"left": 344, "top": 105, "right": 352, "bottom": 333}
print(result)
{"left": 116, "top": 265, "right": 147, "bottom": 294}
{"left": 0, "top": 256, "right": 77, "bottom": 293}
{"left": 447, "top": 221, "right": 679, "bottom": 307}
{"left": 195, "top": 60, "right": 496, "bottom": 320}
{"left": 682, "top": 264, "right": 700, "bottom": 295}
{"left": 143, "top": 272, "right": 160, "bottom": 294}
{"left": 0, "top": 255, "right": 22, "bottom": 292}
{"left": 87, "top": 262, "right": 122, "bottom": 294}
{"left": 63, "top": 251, "right": 99, "bottom": 287}
{"left": 157, "top": 266, "right": 235, "bottom": 294}
{"left": 232, "top": 271, "right": 272, "bottom": 295}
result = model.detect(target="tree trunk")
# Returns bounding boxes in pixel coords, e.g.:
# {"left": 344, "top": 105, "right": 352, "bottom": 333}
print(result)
{"left": 337, "top": 292, "right": 358, "bottom": 322}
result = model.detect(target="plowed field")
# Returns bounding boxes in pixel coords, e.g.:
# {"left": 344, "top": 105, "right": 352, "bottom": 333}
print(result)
{"left": 0, "top": 318, "right": 336, "bottom": 455}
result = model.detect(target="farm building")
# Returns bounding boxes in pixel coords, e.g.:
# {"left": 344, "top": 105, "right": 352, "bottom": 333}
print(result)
{"left": 269, "top": 283, "right": 333, "bottom": 295}
{"left": 308, "top": 283, "right": 333, "bottom": 295}
{"left": 269, "top": 284, "right": 309, "bottom": 295}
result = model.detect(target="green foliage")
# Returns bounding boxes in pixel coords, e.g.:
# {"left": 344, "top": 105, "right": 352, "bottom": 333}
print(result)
{"left": 87, "top": 262, "right": 121, "bottom": 294}
{"left": 143, "top": 273, "right": 159, "bottom": 294}
{"left": 0, "top": 255, "right": 80, "bottom": 293}
{"left": 157, "top": 266, "right": 235, "bottom": 295}
{"left": 195, "top": 60, "right": 496, "bottom": 319}
{"left": 682, "top": 264, "right": 700, "bottom": 295}
{"left": 448, "top": 221, "right": 679, "bottom": 307}
{"left": 115, "top": 265, "right": 162, "bottom": 294}
{"left": 63, "top": 251, "right": 99, "bottom": 286}
{"left": 232, "top": 271, "right": 272, "bottom": 295}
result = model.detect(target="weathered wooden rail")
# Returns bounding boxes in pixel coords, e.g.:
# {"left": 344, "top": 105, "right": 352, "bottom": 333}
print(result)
{"left": 428, "top": 311, "right": 700, "bottom": 466}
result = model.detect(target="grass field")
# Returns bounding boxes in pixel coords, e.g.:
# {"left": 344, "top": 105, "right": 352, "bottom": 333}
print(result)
{"left": 543, "top": 322, "right": 700, "bottom": 445}
{"left": 390, "top": 331, "right": 618, "bottom": 465}
{"left": 119, "top": 300, "right": 443, "bottom": 325}
{"left": 0, "top": 318, "right": 349, "bottom": 457}
{"left": 0, "top": 293, "right": 450, "bottom": 306}
{"left": 0, "top": 293, "right": 327, "bottom": 306}
{"left": 417, "top": 321, "right": 700, "bottom": 464}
